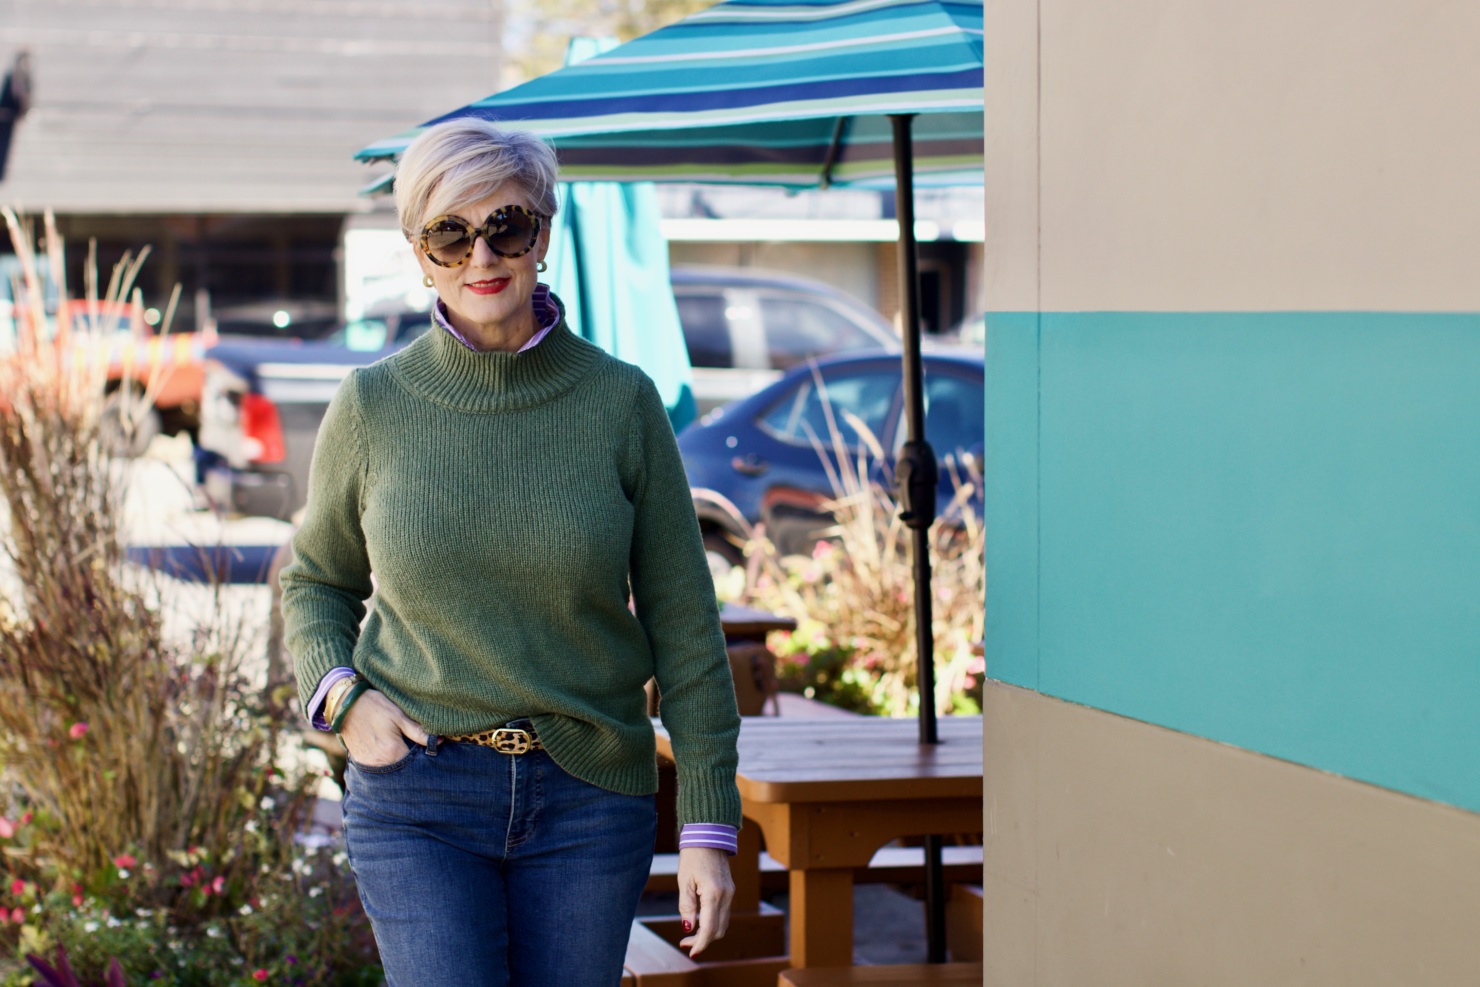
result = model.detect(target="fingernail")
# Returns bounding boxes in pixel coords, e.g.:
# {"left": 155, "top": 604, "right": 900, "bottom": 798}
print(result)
{"left": 682, "top": 920, "right": 693, "bottom": 933}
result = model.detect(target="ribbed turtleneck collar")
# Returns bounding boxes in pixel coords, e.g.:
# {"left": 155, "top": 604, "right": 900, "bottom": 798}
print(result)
{"left": 387, "top": 307, "right": 601, "bottom": 414}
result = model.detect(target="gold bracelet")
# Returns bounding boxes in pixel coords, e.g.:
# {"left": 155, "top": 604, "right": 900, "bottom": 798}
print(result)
{"left": 322, "top": 675, "right": 360, "bottom": 726}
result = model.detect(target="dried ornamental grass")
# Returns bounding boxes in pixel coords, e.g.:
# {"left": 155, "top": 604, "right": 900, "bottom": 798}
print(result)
{"left": 0, "top": 212, "right": 378, "bottom": 984}
{"left": 731, "top": 373, "right": 986, "bottom": 716}
{"left": 0, "top": 210, "right": 267, "bottom": 898}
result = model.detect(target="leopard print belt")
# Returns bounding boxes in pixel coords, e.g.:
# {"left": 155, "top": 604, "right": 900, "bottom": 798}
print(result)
{"left": 444, "top": 725, "right": 543, "bottom": 755}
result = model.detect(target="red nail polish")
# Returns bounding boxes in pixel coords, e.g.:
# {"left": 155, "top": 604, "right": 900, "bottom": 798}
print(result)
{"left": 682, "top": 920, "right": 693, "bottom": 933}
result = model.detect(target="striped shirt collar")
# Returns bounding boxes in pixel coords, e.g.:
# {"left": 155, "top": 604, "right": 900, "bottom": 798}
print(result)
{"left": 433, "top": 283, "right": 558, "bottom": 353}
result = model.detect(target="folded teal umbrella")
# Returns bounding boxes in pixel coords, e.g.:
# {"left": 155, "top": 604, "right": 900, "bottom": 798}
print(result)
{"left": 536, "top": 38, "right": 697, "bottom": 431}
{"left": 546, "top": 179, "right": 695, "bottom": 432}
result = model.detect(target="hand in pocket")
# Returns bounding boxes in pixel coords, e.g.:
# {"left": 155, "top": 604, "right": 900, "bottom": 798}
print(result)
{"left": 341, "top": 690, "right": 429, "bottom": 767}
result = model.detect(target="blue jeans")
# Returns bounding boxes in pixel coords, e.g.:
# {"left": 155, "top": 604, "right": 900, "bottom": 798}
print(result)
{"left": 341, "top": 734, "right": 657, "bottom": 987}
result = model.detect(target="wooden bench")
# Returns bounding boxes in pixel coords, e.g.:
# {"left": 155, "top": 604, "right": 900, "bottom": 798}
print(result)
{"left": 777, "top": 963, "right": 984, "bottom": 985}
{"left": 945, "top": 884, "right": 983, "bottom": 962}
{"left": 645, "top": 845, "right": 983, "bottom": 895}
{"left": 622, "top": 918, "right": 792, "bottom": 986}
{"left": 621, "top": 920, "right": 699, "bottom": 986}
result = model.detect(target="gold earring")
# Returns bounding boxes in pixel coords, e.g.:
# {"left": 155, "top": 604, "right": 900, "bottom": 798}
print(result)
{"left": 423, "top": 275, "right": 435, "bottom": 288}
{"left": 537, "top": 261, "right": 548, "bottom": 273}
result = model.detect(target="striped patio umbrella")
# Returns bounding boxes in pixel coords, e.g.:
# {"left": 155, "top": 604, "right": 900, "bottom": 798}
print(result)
{"left": 358, "top": 2, "right": 983, "bottom": 961}
{"left": 355, "top": 0, "right": 983, "bottom": 190}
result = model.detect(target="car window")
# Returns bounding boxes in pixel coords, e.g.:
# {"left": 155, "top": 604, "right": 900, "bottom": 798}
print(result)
{"left": 757, "top": 370, "right": 898, "bottom": 449}
{"left": 675, "top": 294, "right": 733, "bottom": 368}
{"left": 760, "top": 297, "right": 885, "bottom": 371}
{"left": 918, "top": 372, "right": 984, "bottom": 464}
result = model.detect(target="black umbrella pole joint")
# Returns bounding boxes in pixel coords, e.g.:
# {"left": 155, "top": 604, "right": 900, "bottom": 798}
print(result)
{"left": 891, "top": 113, "right": 947, "bottom": 966}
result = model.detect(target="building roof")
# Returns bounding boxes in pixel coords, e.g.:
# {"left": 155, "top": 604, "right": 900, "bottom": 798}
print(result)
{"left": 0, "top": 0, "right": 504, "bottom": 214}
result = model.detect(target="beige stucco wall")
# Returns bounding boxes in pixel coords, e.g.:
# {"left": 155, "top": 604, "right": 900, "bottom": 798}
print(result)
{"left": 984, "top": 682, "right": 1480, "bottom": 986}
{"left": 983, "top": 1, "right": 1480, "bottom": 978}
{"left": 985, "top": 0, "right": 1480, "bottom": 312}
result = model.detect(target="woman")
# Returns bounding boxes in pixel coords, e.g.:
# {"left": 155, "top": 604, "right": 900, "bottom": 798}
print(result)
{"left": 280, "top": 119, "right": 741, "bottom": 987}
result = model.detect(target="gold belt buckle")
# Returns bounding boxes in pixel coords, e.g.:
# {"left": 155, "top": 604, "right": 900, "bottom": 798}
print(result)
{"left": 490, "top": 728, "right": 535, "bottom": 755}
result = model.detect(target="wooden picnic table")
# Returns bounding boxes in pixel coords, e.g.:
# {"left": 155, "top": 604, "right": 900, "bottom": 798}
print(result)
{"left": 655, "top": 715, "right": 983, "bottom": 970}
{"left": 719, "top": 603, "right": 798, "bottom": 642}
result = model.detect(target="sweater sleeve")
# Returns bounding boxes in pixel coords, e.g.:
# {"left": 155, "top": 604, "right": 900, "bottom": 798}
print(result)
{"left": 279, "top": 371, "right": 374, "bottom": 718}
{"left": 625, "top": 373, "right": 743, "bottom": 829}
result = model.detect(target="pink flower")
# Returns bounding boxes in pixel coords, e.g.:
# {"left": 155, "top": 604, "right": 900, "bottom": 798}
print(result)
{"left": 68, "top": 722, "right": 89, "bottom": 740}
{"left": 19, "top": 812, "right": 31, "bottom": 825}
{"left": 211, "top": 875, "right": 225, "bottom": 895}
{"left": 9, "top": 879, "right": 24, "bottom": 897}
{"left": 112, "top": 854, "right": 137, "bottom": 869}
{"left": 71, "top": 894, "right": 83, "bottom": 907}
{"left": 9, "top": 907, "right": 22, "bottom": 923}
{"left": 252, "top": 970, "right": 269, "bottom": 982}
{"left": 0, "top": 818, "right": 13, "bottom": 839}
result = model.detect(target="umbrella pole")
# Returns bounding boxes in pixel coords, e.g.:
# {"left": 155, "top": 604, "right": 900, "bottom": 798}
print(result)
{"left": 890, "top": 112, "right": 947, "bottom": 964}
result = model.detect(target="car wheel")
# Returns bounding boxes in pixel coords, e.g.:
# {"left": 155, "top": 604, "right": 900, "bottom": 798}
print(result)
{"left": 703, "top": 529, "right": 745, "bottom": 581}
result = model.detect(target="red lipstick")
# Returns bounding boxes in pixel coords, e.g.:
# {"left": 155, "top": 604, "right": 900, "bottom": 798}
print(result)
{"left": 466, "top": 278, "right": 510, "bottom": 295}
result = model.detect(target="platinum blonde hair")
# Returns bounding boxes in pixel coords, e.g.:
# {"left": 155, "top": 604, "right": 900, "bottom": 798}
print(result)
{"left": 394, "top": 119, "right": 560, "bottom": 241}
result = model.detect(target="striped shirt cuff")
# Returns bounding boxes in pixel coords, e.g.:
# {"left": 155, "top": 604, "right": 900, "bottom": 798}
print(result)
{"left": 307, "top": 667, "right": 358, "bottom": 730}
{"left": 678, "top": 824, "right": 738, "bottom": 855}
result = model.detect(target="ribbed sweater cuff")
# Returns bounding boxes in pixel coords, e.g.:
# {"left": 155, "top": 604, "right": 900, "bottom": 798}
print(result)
{"left": 675, "top": 765, "right": 743, "bottom": 830}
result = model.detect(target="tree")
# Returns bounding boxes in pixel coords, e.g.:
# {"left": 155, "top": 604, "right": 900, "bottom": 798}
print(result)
{"left": 503, "top": 0, "right": 715, "bottom": 84}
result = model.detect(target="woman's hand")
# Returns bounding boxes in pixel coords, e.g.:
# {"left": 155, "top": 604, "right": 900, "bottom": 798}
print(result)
{"left": 339, "top": 689, "right": 428, "bottom": 767}
{"left": 676, "top": 846, "right": 735, "bottom": 957}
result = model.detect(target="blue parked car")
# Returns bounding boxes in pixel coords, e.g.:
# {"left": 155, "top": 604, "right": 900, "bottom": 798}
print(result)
{"left": 679, "top": 348, "right": 984, "bottom": 574}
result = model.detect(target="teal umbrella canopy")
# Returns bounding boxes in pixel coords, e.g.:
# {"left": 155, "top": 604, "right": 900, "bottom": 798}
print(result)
{"left": 357, "top": 0, "right": 983, "bottom": 190}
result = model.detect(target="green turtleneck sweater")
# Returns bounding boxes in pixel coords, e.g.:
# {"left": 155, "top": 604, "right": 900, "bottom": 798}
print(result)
{"left": 279, "top": 317, "right": 742, "bottom": 828}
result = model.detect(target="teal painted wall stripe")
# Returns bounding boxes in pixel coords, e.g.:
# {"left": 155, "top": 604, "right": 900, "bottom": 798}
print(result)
{"left": 984, "top": 311, "right": 1041, "bottom": 690}
{"left": 985, "top": 311, "right": 1480, "bottom": 814}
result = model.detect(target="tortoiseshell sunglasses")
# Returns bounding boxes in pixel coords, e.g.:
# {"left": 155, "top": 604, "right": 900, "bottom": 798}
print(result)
{"left": 418, "top": 205, "right": 546, "bottom": 267}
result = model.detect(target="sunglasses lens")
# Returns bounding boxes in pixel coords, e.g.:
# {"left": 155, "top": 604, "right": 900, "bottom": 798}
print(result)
{"left": 423, "top": 219, "right": 473, "bottom": 265}
{"left": 485, "top": 210, "right": 538, "bottom": 256}
{"left": 422, "top": 208, "right": 541, "bottom": 265}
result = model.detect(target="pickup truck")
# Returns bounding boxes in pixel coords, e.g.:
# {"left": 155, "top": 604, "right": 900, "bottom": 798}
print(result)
{"left": 1, "top": 285, "right": 216, "bottom": 454}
